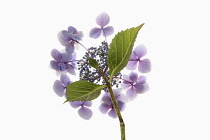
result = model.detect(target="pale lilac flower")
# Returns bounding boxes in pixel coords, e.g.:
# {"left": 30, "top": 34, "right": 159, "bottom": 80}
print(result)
{"left": 121, "top": 72, "right": 149, "bottom": 100}
{"left": 58, "top": 26, "right": 83, "bottom": 54}
{"left": 126, "top": 45, "right": 151, "bottom": 73}
{"left": 50, "top": 49, "right": 77, "bottom": 75}
{"left": 99, "top": 89, "right": 127, "bottom": 119}
{"left": 53, "top": 74, "right": 72, "bottom": 97}
{"left": 69, "top": 101, "right": 93, "bottom": 120}
{"left": 89, "top": 12, "right": 114, "bottom": 39}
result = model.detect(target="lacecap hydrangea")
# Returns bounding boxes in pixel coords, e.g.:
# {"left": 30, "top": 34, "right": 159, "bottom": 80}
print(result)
{"left": 50, "top": 12, "right": 151, "bottom": 121}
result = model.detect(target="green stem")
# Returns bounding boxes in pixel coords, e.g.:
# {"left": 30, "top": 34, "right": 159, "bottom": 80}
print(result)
{"left": 99, "top": 70, "right": 126, "bottom": 140}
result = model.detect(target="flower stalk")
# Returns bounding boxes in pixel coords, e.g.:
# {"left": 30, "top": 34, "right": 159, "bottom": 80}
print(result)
{"left": 99, "top": 69, "right": 126, "bottom": 140}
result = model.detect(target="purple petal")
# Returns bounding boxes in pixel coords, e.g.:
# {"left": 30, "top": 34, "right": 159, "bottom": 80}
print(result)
{"left": 138, "top": 59, "right": 151, "bottom": 73}
{"left": 58, "top": 63, "right": 67, "bottom": 71}
{"left": 66, "top": 65, "right": 76, "bottom": 75}
{"left": 137, "top": 76, "right": 147, "bottom": 84}
{"left": 60, "top": 74, "right": 70, "bottom": 87}
{"left": 108, "top": 108, "right": 117, "bottom": 119}
{"left": 102, "top": 26, "right": 114, "bottom": 37}
{"left": 122, "top": 74, "right": 131, "bottom": 84}
{"left": 99, "top": 103, "right": 111, "bottom": 114}
{"left": 71, "top": 52, "right": 77, "bottom": 61}
{"left": 70, "top": 62, "right": 77, "bottom": 69}
{"left": 113, "top": 88, "right": 122, "bottom": 97}
{"left": 129, "top": 72, "right": 138, "bottom": 82}
{"left": 134, "top": 82, "right": 149, "bottom": 94}
{"left": 71, "top": 31, "right": 83, "bottom": 41}
{"left": 57, "top": 31, "right": 71, "bottom": 46}
{"left": 62, "top": 33, "right": 75, "bottom": 42}
{"left": 126, "top": 87, "right": 138, "bottom": 101}
{"left": 117, "top": 94, "right": 128, "bottom": 103}
{"left": 51, "top": 49, "right": 61, "bottom": 61}
{"left": 60, "top": 53, "right": 69, "bottom": 62}
{"left": 76, "top": 31, "right": 83, "bottom": 40}
{"left": 101, "top": 95, "right": 112, "bottom": 105}
{"left": 89, "top": 27, "right": 102, "bottom": 39}
{"left": 83, "top": 101, "right": 92, "bottom": 107}
{"left": 53, "top": 80, "right": 65, "bottom": 97}
{"left": 117, "top": 100, "right": 126, "bottom": 112}
{"left": 67, "top": 53, "right": 73, "bottom": 61}
{"left": 69, "top": 101, "right": 83, "bottom": 108}
{"left": 126, "top": 60, "right": 138, "bottom": 70}
{"left": 67, "top": 26, "right": 77, "bottom": 34}
{"left": 121, "top": 82, "right": 131, "bottom": 89}
{"left": 68, "top": 52, "right": 77, "bottom": 62}
{"left": 55, "top": 70, "right": 67, "bottom": 76}
{"left": 96, "top": 12, "right": 110, "bottom": 28}
{"left": 50, "top": 60, "right": 59, "bottom": 70}
{"left": 133, "top": 45, "right": 147, "bottom": 59}
{"left": 69, "top": 33, "right": 83, "bottom": 41}
{"left": 62, "top": 30, "right": 72, "bottom": 39}
{"left": 65, "top": 42, "right": 75, "bottom": 55}
{"left": 130, "top": 52, "right": 138, "bottom": 59}
{"left": 78, "top": 106, "right": 93, "bottom": 120}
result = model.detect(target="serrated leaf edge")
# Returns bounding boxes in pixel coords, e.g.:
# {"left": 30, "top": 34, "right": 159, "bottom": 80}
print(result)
{"left": 64, "top": 81, "right": 106, "bottom": 103}
{"left": 109, "top": 24, "right": 144, "bottom": 79}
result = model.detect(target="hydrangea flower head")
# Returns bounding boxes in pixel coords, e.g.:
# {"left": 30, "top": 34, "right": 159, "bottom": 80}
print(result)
{"left": 89, "top": 12, "right": 114, "bottom": 39}
{"left": 50, "top": 12, "right": 151, "bottom": 126}
{"left": 126, "top": 45, "right": 151, "bottom": 73}
{"left": 69, "top": 101, "right": 93, "bottom": 120}
{"left": 121, "top": 72, "right": 149, "bottom": 100}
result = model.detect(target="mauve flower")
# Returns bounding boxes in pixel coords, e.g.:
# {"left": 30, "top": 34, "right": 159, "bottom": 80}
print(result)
{"left": 69, "top": 101, "right": 93, "bottom": 120}
{"left": 121, "top": 72, "right": 149, "bottom": 100}
{"left": 99, "top": 88, "right": 127, "bottom": 119}
{"left": 53, "top": 74, "right": 72, "bottom": 97}
{"left": 126, "top": 45, "right": 151, "bottom": 73}
{"left": 58, "top": 26, "right": 83, "bottom": 54}
{"left": 50, "top": 49, "right": 77, "bottom": 75}
{"left": 89, "top": 12, "right": 114, "bottom": 39}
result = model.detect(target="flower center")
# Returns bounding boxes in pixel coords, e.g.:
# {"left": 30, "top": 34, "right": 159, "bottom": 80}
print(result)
{"left": 77, "top": 41, "right": 122, "bottom": 91}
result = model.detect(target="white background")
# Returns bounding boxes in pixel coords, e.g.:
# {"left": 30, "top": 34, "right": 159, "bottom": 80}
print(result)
{"left": 0, "top": 0, "right": 210, "bottom": 140}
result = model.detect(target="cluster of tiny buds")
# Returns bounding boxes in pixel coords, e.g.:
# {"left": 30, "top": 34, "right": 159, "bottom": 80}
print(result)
{"left": 77, "top": 41, "right": 122, "bottom": 91}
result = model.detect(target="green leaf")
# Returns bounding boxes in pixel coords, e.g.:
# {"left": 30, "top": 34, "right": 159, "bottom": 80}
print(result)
{"left": 108, "top": 24, "right": 144, "bottom": 79}
{"left": 88, "top": 58, "right": 99, "bottom": 69}
{"left": 65, "top": 80, "right": 105, "bottom": 102}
